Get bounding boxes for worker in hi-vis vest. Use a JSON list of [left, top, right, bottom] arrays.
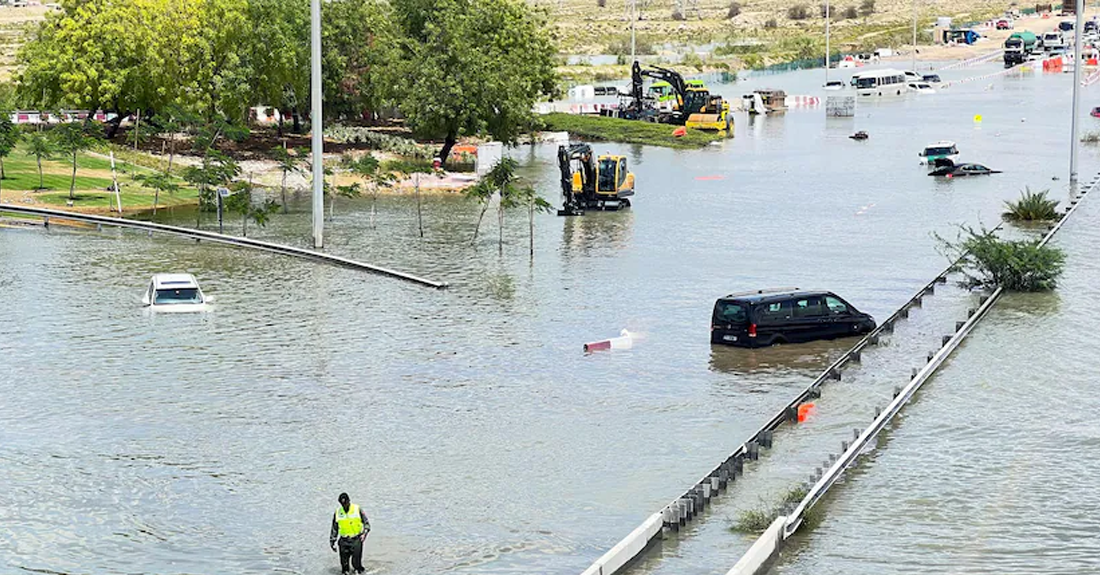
[[329, 492, 371, 574]]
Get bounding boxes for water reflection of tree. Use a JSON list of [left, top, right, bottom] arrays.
[[560, 210, 635, 258]]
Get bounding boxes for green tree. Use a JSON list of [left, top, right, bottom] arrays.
[[938, 226, 1065, 292], [25, 131, 55, 190], [271, 143, 304, 213], [136, 172, 181, 215], [513, 185, 553, 259], [390, 0, 556, 167], [52, 123, 98, 201], [226, 177, 278, 237], [0, 115, 21, 201], [321, 0, 398, 122], [344, 153, 394, 228]]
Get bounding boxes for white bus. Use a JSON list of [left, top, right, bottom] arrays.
[[854, 69, 908, 97]]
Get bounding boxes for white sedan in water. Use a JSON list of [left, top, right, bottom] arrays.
[[142, 273, 210, 313], [907, 82, 936, 94]]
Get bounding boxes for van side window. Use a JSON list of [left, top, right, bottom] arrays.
[[756, 301, 792, 324], [792, 296, 826, 317], [825, 296, 849, 314]]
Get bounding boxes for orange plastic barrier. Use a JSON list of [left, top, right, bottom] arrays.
[[797, 403, 816, 423]]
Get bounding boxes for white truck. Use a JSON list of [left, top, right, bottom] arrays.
[[1042, 31, 1067, 52]]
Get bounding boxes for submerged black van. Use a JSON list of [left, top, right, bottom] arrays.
[[711, 289, 875, 347]]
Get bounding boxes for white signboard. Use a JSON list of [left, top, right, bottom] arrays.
[[826, 95, 857, 117]]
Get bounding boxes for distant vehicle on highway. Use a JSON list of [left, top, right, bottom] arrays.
[[711, 289, 876, 348], [996, 19, 1013, 30], [908, 82, 936, 94], [928, 160, 1001, 177], [142, 273, 209, 313]]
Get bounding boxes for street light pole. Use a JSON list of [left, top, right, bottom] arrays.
[[911, 0, 918, 71], [1070, 0, 1084, 183], [630, 0, 636, 62], [310, 0, 324, 248], [825, 0, 830, 84]]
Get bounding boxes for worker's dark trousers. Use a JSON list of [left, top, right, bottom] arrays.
[[338, 537, 364, 573]]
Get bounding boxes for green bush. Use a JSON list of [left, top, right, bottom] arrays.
[[940, 226, 1065, 292], [788, 4, 811, 19], [606, 34, 656, 56], [732, 509, 774, 533], [859, 0, 875, 16], [1081, 131, 1100, 144], [764, 18, 778, 28], [728, 2, 742, 17], [1003, 188, 1059, 222], [842, 6, 859, 18]]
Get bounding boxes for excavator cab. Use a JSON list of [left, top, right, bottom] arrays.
[[596, 155, 635, 197]]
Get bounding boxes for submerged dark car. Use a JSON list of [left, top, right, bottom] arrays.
[[922, 74, 942, 83], [929, 159, 1001, 177], [711, 289, 876, 348]]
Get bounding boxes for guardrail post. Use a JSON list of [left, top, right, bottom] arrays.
[[927, 351, 935, 362], [956, 321, 966, 332], [911, 367, 918, 380], [882, 320, 894, 332], [869, 334, 880, 345], [898, 307, 909, 319], [849, 350, 861, 362]]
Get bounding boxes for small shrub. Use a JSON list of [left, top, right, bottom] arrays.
[[842, 5, 858, 18], [728, 1, 741, 17], [597, 0, 606, 6], [732, 509, 774, 533], [820, 3, 829, 17], [939, 226, 1066, 292], [788, 4, 810, 19], [682, 52, 705, 70], [671, 8, 685, 20], [764, 17, 778, 28], [1003, 187, 1059, 221], [859, 0, 875, 16]]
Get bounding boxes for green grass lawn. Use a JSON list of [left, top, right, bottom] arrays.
[[539, 113, 726, 149], [0, 142, 198, 212]]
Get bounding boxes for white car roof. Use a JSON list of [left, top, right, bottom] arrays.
[[152, 273, 199, 289], [925, 140, 956, 147]]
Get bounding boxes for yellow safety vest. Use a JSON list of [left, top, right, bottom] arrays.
[[336, 504, 364, 537]]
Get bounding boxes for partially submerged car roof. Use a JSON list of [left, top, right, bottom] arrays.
[[152, 273, 199, 289], [719, 288, 834, 304]]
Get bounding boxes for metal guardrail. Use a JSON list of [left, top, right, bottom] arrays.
[[579, 234, 978, 575], [0, 204, 448, 289], [937, 49, 1005, 71], [726, 173, 1099, 575]]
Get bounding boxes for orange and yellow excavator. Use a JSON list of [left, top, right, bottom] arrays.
[[556, 143, 635, 216]]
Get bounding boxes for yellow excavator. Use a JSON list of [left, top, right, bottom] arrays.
[[620, 61, 733, 134], [557, 143, 635, 216]]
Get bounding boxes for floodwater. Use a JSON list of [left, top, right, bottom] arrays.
[[1, 60, 1097, 575]]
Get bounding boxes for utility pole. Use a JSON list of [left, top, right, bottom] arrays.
[[310, 0, 324, 248], [1070, 0, 1084, 183], [825, 0, 830, 84], [630, 0, 636, 62], [911, 0, 918, 71]]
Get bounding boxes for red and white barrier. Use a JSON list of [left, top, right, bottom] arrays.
[[786, 95, 820, 107], [584, 329, 633, 352]]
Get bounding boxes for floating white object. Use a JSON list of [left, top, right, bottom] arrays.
[[584, 329, 633, 352]]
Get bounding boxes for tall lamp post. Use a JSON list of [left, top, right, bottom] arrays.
[[825, 0, 830, 84], [1070, 0, 1084, 184], [310, 0, 324, 248]]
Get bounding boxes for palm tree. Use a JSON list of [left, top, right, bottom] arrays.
[[25, 131, 54, 191], [53, 123, 96, 201], [271, 143, 303, 213]]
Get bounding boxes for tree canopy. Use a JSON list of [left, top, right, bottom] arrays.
[[390, 0, 556, 163]]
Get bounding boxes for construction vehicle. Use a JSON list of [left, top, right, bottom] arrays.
[[1004, 31, 1038, 67], [620, 61, 733, 134], [556, 143, 635, 216]]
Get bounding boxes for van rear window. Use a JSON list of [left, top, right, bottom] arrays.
[[714, 301, 747, 324]]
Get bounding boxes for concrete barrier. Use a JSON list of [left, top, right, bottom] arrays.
[[725, 516, 786, 575], [580, 513, 663, 575], [721, 172, 1100, 574], [0, 204, 448, 289]]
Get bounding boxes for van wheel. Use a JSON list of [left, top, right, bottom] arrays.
[[769, 335, 787, 346]]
